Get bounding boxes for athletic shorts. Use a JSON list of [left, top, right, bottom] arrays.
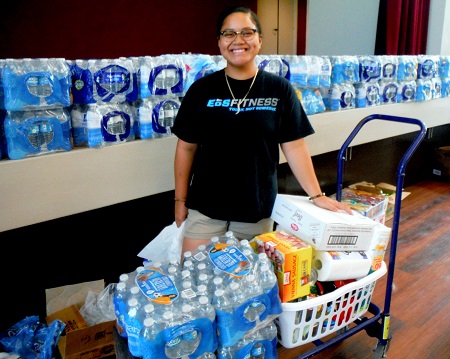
[[183, 209, 274, 240]]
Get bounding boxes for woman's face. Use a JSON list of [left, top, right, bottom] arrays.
[[218, 12, 262, 69]]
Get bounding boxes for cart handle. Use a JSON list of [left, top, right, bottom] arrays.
[[335, 113, 427, 318], [336, 114, 427, 201]]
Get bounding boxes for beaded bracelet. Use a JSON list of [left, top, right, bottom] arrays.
[[309, 192, 326, 201], [174, 198, 186, 202]]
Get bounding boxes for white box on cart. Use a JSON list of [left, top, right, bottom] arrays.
[[271, 194, 376, 251]]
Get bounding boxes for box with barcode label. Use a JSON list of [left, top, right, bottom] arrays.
[[271, 194, 376, 251]]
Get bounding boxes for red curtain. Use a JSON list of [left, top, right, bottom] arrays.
[[375, 0, 430, 55]]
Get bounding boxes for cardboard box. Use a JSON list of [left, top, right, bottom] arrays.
[[349, 182, 410, 222], [271, 194, 376, 251], [45, 280, 116, 359], [374, 182, 410, 222], [254, 230, 312, 302]]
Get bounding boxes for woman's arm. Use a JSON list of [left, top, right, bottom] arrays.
[[281, 138, 353, 214], [174, 139, 198, 226]]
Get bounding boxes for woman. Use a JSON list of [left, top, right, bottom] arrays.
[[172, 6, 352, 255]]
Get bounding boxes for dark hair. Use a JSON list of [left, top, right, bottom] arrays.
[[216, 6, 262, 38]]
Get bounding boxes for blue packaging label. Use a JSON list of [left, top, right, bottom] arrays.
[[136, 268, 179, 305], [208, 244, 252, 277]]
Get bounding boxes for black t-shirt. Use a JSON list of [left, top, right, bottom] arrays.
[[172, 69, 314, 222]]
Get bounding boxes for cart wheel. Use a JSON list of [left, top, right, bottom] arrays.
[[373, 340, 389, 358]]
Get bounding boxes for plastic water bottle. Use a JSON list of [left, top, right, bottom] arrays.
[[212, 289, 233, 313], [161, 311, 182, 359], [256, 252, 274, 272], [258, 321, 278, 340], [167, 265, 181, 283], [183, 260, 196, 277], [126, 297, 144, 357], [193, 244, 209, 263], [258, 263, 278, 294], [113, 282, 129, 338], [180, 280, 197, 306], [129, 286, 143, 304], [119, 273, 130, 285], [196, 283, 209, 298], [143, 303, 156, 321], [183, 251, 193, 262], [181, 269, 194, 282], [242, 274, 265, 322], [197, 262, 211, 281], [224, 231, 238, 246], [180, 304, 202, 356], [197, 274, 212, 296], [152, 261, 163, 270], [226, 281, 247, 308], [239, 239, 252, 251], [243, 248, 257, 264], [169, 256, 181, 270], [209, 236, 220, 248], [195, 295, 216, 322], [212, 276, 225, 293], [140, 317, 159, 359]]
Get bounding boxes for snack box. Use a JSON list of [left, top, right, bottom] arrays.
[[330, 187, 388, 219], [254, 230, 312, 302], [271, 194, 376, 251]]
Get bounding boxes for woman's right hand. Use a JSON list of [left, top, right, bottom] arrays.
[[175, 201, 188, 227]]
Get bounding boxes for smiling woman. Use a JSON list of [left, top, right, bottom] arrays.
[[171, 5, 352, 257]]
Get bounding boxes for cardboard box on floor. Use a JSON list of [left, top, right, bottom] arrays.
[[45, 280, 116, 359]]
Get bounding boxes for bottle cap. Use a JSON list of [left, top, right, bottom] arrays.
[[230, 282, 240, 290], [215, 289, 225, 296], [130, 286, 140, 295], [199, 296, 209, 305], [128, 298, 138, 306], [182, 304, 192, 313], [143, 317, 155, 327]]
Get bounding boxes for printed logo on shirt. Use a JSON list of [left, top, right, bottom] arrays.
[[206, 98, 279, 112]]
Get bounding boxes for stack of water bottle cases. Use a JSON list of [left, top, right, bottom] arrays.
[[113, 231, 283, 359], [1, 54, 449, 160]]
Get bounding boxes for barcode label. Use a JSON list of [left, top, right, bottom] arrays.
[[328, 235, 358, 245]]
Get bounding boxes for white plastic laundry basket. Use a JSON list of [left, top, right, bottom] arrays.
[[276, 261, 387, 348]]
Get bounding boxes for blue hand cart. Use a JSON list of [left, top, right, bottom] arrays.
[[276, 114, 427, 358]]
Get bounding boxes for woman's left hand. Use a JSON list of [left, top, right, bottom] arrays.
[[312, 196, 353, 215]]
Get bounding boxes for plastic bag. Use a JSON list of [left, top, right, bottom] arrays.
[[137, 221, 184, 264], [79, 283, 116, 326]]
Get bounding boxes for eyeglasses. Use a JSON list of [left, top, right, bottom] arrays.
[[219, 28, 258, 42]]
